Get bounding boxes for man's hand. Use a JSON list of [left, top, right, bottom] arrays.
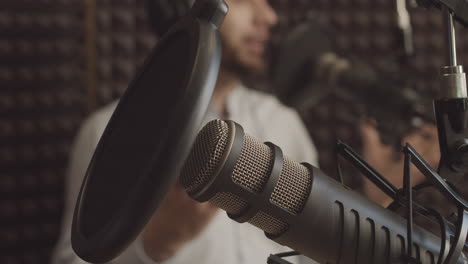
[[141, 184, 218, 261], [359, 121, 440, 207]]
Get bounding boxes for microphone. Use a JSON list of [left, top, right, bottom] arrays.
[[273, 19, 420, 111], [314, 54, 431, 146], [272, 19, 408, 105], [272, 20, 433, 147], [180, 119, 466, 264]]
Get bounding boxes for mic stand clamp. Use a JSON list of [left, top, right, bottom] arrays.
[[434, 96, 468, 184]]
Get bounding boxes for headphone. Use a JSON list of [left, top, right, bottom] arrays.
[[146, 0, 196, 36]]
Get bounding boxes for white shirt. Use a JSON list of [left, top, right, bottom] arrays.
[[52, 86, 319, 264]]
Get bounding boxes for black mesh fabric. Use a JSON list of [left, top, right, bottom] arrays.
[[81, 32, 191, 237]]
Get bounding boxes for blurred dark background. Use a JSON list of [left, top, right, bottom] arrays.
[[1, 0, 467, 263]]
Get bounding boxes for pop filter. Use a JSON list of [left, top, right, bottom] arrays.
[[71, 1, 228, 262]]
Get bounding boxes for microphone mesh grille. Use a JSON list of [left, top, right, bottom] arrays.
[[232, 135, 274, 193], [210, 192, 248, 215], [182, 120, 311, 236], [181, 120, 229, 194], [249, 211, 289, 235], [270, 157, 312, 215]]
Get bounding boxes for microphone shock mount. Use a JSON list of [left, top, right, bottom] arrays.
[[270, 3, 468, 264]]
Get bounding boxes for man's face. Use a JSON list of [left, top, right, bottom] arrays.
[[219, 0, 278, 75]]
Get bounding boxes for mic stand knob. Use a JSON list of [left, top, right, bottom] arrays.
[[441, 66, 467, 98]]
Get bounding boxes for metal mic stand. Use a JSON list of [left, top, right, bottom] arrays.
[[435, 7, 468, 185], [418, 7, 468, 264]]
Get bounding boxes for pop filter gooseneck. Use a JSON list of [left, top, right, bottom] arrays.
[[71, 1, 228, 262]]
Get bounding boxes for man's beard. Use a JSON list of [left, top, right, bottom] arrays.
[[220, 38, 269, 81]]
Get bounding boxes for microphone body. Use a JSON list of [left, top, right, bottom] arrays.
[[181, 120, 465, 264]]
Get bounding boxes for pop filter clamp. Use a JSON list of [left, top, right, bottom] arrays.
[[269, 3, 468, 264]]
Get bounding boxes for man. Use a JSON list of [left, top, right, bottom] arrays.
[[53, 0, 319, 263], [359, 121, 440, 207], [52, 0, 441, 263]]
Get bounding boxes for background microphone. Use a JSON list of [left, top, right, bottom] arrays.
[[272, 19, 433, 147], [272, 18, 415, 107], [180, 119, 466, 264]]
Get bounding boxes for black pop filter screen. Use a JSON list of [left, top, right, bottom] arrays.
[[81, 32, 190, 237], [71, 0, 228, 260]]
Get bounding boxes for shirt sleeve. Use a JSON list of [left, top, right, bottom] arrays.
[[265, 106, 319, 167], [51, 116, 102, 264], [230, 87, 319, 167], [288, 110, 319, 167]]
